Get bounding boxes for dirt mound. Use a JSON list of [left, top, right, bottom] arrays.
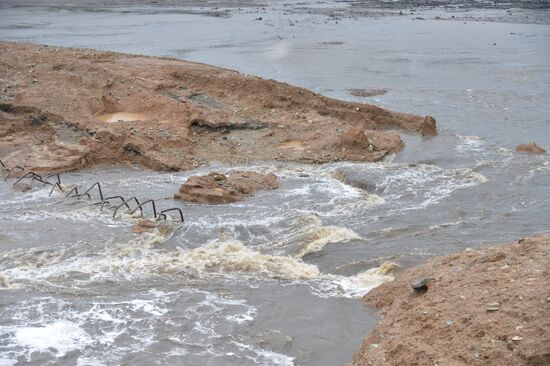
[[351, 234, 550, 366], [174, 171, 279, 204], [516, 143, 546, 154], [0, 42, 436, 174]]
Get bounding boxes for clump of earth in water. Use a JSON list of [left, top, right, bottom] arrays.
[[174, 171, 280, 204], [516, 142, 546, 154]]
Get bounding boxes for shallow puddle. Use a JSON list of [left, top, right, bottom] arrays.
[[98, 112, 147, 123]]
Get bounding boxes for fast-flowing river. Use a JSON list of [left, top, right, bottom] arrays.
[[0, 1, 549, 365]]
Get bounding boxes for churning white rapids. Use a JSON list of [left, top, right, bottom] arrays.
[[0, 159, 498, 365]]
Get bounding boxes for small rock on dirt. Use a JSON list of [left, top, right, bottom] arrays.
[[411, 277, 434, 292]]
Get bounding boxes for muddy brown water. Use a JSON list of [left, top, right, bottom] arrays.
[[1, 1, 549, 365]]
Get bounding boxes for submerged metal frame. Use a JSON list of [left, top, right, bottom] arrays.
[[130, 199, 157, 218], [78, 182, 104, 202], [45, 173, 62, 186], [113, 197, 142, 218], [65, 186, 90, 199], [93, 195, 130, 211], [1, 157, 187, 226], [158, 208, 185, 223], [49, 182, 64, 196], [13, 171, 43, 186], [4, 166, 25, 180]]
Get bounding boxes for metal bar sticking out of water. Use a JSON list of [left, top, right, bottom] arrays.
[[5, 166, 25, 180], [1, 157, 186, 226], [49, 182, 64, 196], [78, 182, 104, 202], [159, 208, 185, 223], [94, 196, 130, 211], [113, 197, 142, 218], [131, 199, 157, 219], [65, 186, 90, 199], [45, 173, 62, 186], [13, 171, 43, 186]]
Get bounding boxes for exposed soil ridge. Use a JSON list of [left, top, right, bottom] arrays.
[[0, 42, 436, 174], [351, 234, 550, 366]]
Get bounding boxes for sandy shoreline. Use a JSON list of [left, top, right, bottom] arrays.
[[351, 234, 550, 366], [0, 42, 435, 175]]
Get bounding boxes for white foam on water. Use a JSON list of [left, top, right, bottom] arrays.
[[178, 240, 320, 280], [383, 165, 487, 210], [0, 186, 52, 205], [455, 135, 486, 154], [7, 206, 131, 226], [0, 359, 16, 366], [0, 273, 9, 288], [288, 213, 362, 258], [326, 161, 488, 214], [0, 289, 264, 365], [282, 185, 312, 197], [226, 306, 257, 324], [1, 233, 394, 300], [113, 172, 186, 188], [233, 341, 295, 366], [313, 177, 363, 199], [186, 214, 287, 231], [77, 358, 108, 366], [295, 225, 360, 258], [14, 320, 91, 358], [325, 261, 398, 298]]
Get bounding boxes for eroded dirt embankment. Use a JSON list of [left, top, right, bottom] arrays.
[[351, 234, 550, 366], [0, 42, 435, 174]]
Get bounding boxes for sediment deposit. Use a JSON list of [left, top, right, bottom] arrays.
[[174, 171, 279, 204], [0, 42, 436, 175], [351, 234, 550, 366]]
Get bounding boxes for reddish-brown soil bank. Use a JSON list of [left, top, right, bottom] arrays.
[[0, 42, 435, 174], [174, 171, 279, 204], [351, 234, 550, 366]]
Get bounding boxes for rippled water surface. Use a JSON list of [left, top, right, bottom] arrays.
[[1, 1, 549, 365]]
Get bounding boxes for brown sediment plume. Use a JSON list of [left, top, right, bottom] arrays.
[[351, 234, 550, 366], [0, 42, 436, 174]]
